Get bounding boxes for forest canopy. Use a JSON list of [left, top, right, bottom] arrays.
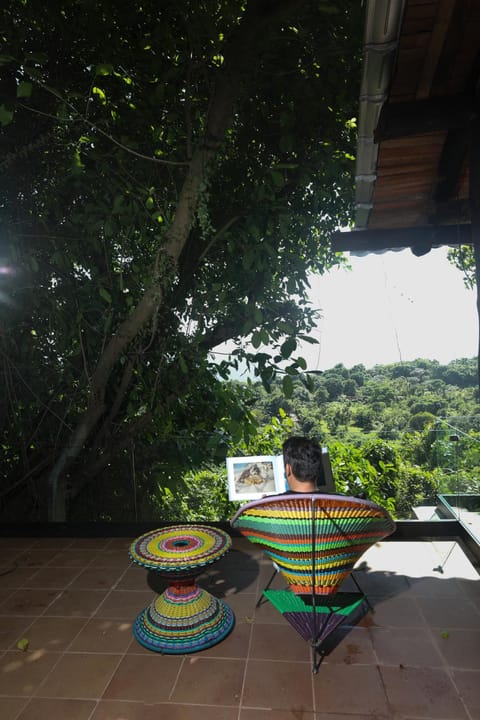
[[153, 357, 480, 524]]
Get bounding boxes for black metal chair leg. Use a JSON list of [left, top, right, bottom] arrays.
[[255, 565, 278, 607], [311, 641, 319, 673]]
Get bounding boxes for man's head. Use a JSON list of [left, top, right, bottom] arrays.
[[282, 436, 324, 492]]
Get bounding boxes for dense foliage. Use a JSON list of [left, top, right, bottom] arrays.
[[151, 357, 480, 523], [249, 357, 480, 517], [448, 246, 477, 290], [0, 0, 363, 520]]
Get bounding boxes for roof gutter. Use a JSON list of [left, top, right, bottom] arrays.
[[355, 0, 407, 230]]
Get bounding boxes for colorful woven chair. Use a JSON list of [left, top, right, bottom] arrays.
[[231, 493, 395, 671]]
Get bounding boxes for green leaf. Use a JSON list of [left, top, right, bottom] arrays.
[[0, 105, 14, 126], [260, 329, 270, 345], [0, 55, 15, 66], [95, 63, 114, 76], [16, 638, 29, 652], [145, 196, 154, 210], [296, 356, 307, 370], [179, 355, 188, 374], [261, 377, 271, 393], [297, 334, 318, 344], [251, 331, 262, 349], [71, 149, 84, 173], [277, 321, 294, 334], [26, 52, 48, 63], [282, 374, 294, 398], [269, 169, 284, 188], [281, 337, 297, 359], [17, 81, 33, 98], [92, 86, 106, 104], [99, 287, 112, 304], [254, 307, 263, 324]]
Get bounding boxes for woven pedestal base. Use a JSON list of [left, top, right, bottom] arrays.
[[133, 583, 235, 654]]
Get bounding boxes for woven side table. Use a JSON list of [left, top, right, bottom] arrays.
[[129, 524, 235, 654]]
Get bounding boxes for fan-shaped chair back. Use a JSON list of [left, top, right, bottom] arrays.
[[231, 493, 395, 595]]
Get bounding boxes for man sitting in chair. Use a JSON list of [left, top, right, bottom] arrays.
[[283, 436, 326, 493], [232, 435, 395, 668]]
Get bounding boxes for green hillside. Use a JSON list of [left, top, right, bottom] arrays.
[[247, 357, 479, 517]]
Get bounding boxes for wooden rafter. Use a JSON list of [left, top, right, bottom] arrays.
[[375, 95, 474, 142], [434, 127, 470, 203], [416, 0, 457, 100]]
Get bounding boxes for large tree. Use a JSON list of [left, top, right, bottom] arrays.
[[0, 0, 362, 520]]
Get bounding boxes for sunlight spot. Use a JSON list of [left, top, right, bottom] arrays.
[[4, 660, 22, 673], [26, 649, 46, 663]]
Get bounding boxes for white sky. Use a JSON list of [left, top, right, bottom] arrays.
[[303, 246, 477, 370], [215, 246, 478, 374]]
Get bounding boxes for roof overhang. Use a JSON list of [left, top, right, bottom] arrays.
[[332, 0, 480, 254]]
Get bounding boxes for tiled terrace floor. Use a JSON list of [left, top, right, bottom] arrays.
[[0, 534, 479, 720]]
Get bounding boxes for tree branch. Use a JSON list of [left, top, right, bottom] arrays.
[[29, 82, 190, 167]]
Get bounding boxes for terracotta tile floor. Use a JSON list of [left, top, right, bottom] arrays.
[[0, 534, 478, 720]]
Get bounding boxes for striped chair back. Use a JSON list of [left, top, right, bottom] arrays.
[[231, 493, 395, 595]]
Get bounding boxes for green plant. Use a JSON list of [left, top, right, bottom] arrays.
[[150, 410, 294, 521], [328, 440, 396, 515], [153, 468, 239, 522]]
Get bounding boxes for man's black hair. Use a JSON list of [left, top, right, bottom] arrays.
[[282, 436, 325, 485]]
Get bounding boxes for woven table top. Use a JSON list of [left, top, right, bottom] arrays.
[[129, 524, 232, 572]]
